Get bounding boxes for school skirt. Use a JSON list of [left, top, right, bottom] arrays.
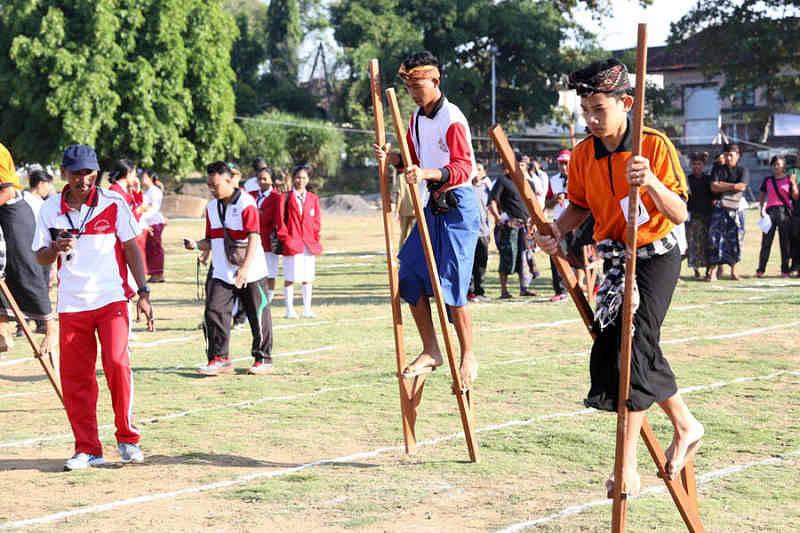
[[398, 187, 480, 308], [585, 246, 681, 412]]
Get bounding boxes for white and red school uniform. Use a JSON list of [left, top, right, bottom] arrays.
[[32, 186, 141, 456], [277, 189, 322, 283], [251, 187, 282, 278], [142, 185, 166, 277], [205, 189, 268, 284]]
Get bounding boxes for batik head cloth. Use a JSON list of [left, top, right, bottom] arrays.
[[568, 58, 631, 97], [398, 64, 440, 82]]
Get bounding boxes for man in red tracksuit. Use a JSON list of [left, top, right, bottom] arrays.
[[32, 144, 155, 471]]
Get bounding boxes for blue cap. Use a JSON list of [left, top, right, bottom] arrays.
[[62, 144, 99, 172]]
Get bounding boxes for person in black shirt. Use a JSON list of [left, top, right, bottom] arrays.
[[488, 172, 532, 298], [708, 144, 749, 280], [685, 152, 714, 279]]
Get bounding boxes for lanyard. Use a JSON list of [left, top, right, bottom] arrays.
[[65, 205, 95, 237], [216, 189, 241, 229]]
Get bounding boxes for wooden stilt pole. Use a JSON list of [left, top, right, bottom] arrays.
[[0, 277, 64, 407], [368, 59, 423, 454], [489, 31, 704, 530], [385, 87, 478, 463], [489, 125, 594, 337], [611, 23, 649, 533]]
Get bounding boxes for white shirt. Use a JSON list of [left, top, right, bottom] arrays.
[[205, 190, 268, 284], [527, 169, 548, 209], [32, 187, 141, 313], [22, 190, 45, 219], [254, 187, 274, 208], [243, 176, 260, 193], [550, 172, 569, 220], [141, 186, 165, 226], [408, 97, 476, 205]]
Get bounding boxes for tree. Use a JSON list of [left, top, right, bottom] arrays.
[[330, 0, 620, 135], [266, 0, 301, 81], [669, 1, 800, 107], [0, 0, 242, 175], [227, 0, 269, 115]]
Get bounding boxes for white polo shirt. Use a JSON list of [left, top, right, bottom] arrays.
[[32, 187, 141, 313], [549, 172, 569, 220], [141, 185, 165, 226], [205, 189, 268, 284]]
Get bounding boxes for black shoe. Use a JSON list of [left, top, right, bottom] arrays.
[[499, 292, 513, 300]]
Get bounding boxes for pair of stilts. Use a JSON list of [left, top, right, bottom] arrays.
[[370, 24, 705, 532]]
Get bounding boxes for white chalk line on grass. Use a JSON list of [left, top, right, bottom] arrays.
[[488, 322, 800, 367], [0, 315, 389, 368], [0, 382, 371, 450], [495, 449, 800, 532], [2, 372, 799, 530], [2, 356, 797, 452]]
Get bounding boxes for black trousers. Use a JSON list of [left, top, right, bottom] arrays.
[[550, 257, 565, 295], [758, 206, 792, 273], [204, 276, 273, 362], [585, 247, 681, 412], [469, 236, 489, 296]]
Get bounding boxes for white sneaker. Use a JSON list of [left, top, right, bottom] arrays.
[[285, 309, 298, 319], [117, 442, 144, 464], [64, 453, 106, 471], [302, 310, 315, 318], [248, 359, 273, 375], [197, 356, 234, 376]]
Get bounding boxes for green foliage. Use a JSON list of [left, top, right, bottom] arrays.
[[0, 0, 243, 175], [229, 2, 269, 116], [669, 1, 800, 107], [238, 111, 345, 190], [266, 0, 301, 81], [330, 0, 620, 134]]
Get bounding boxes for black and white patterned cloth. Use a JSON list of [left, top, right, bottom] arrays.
[[0, 222, 6, 278], [594, 231, 678, 331]]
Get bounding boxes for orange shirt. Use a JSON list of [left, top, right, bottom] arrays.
[[567, 122, 687, 247]]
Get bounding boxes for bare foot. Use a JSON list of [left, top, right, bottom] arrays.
[[665, 420, 705, 479], [606, 468, 641, 499], [459, 351, 478, 390], [402, 351, 443, 378]]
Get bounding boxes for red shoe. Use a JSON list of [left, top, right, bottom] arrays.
[[549, 293, 567, 303], [756, 271, 765, 278]]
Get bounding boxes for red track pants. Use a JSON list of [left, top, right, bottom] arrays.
[[59, 300, 139, 456]]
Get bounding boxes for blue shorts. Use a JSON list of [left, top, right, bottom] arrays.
[[398, 187, 480, 307]]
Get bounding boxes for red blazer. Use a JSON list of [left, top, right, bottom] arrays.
[[277, 190, 322, 256], [254, 190, 282, 252]]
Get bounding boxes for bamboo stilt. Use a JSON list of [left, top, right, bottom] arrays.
[[385, 88, 478, 463]]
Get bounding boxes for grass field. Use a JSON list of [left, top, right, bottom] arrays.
[[1, 211, 799, 532]]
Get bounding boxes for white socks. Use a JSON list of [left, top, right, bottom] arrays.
[[302, 283, 313, 316], [284, 285, 296, 317]]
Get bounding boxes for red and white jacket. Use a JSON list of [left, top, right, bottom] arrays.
[[32, 186, 141, 313], [205, 189, 268, 284], [405, 96, 477, 203], [250, 188, 282, 252], [277, 189, 322, 256]]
